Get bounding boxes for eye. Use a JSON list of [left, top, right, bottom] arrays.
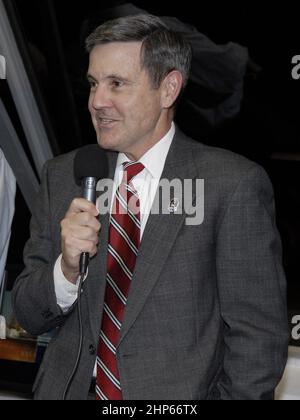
[[111, 79, 124, 88], [89, 81, 97, 90], [87, 78, 97, 91]]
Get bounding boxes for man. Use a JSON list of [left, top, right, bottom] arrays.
[[13, 14, 288, 400]]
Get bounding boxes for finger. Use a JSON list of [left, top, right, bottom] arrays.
[[74, 238, 98, 257], [66, 198, 99, 217], [61, 212, 101, 231], [74, 213, 101, 231], [70, 226, 99, 243], [63, 237, 98, 258]]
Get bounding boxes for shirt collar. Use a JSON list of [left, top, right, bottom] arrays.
[[116, 122, 175, 179]]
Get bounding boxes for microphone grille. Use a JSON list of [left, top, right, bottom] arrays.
[[74, 145, 108, 186]]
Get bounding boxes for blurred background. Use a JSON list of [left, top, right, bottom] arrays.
[[0, 0, 300, 398]]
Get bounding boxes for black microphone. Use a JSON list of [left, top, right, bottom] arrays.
[[74, 145, 108, 276]]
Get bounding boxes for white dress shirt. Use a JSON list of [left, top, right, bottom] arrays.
[[0, 149, 16, 294], [54, 123, 175, 312]]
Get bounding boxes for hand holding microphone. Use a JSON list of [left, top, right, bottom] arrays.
[[60, 145, 108, 283], [60, 198, 100, 283]]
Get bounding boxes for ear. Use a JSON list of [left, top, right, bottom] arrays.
[[161, 70, 183, 109]]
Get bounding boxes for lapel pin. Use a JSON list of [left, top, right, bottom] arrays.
[[168, 198, 180, 213]]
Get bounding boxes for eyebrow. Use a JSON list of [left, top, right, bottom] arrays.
[[86, 74, 97, 82], [86, 73, 131, 83]]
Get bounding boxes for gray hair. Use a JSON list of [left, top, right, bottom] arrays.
[[86, 14, 192, 90]]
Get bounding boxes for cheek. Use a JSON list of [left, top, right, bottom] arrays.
[[88, 94, 95, 115], [88, 107, 97, 125], [88, 100, 93, 115], [138, 97, 161, 123]]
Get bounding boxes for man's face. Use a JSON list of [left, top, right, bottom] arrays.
[[88, 42, 168, 160]]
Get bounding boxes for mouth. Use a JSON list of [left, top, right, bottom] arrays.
[[96, 117, 119, 128]]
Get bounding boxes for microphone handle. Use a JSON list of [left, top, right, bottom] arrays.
[[80, 252, 90, 276], [80, 176, 97, 275], [82, 177, 97, 203]]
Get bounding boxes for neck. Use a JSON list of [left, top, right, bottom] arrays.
[[125, 120, 173, 162]]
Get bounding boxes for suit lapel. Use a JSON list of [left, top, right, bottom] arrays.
[[119, 130, 200, 345]]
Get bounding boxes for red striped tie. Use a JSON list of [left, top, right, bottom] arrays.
[[96, 162, 144, 400]]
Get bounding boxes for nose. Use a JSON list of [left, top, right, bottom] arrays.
[[90, 84, 112, 110]]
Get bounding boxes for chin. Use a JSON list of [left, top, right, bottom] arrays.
[[97, 136, 119, 152]]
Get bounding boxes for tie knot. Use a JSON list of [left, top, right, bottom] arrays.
[[122, 162, 144, 183]]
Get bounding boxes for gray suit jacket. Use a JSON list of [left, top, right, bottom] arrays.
[[12, 129, 289, 400]]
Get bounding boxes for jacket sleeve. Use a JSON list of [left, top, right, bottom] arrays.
[[215, 164, 289, 400], [12, 161, 66, 336]]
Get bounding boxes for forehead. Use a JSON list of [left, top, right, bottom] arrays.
[[88, 41, 143, 76]]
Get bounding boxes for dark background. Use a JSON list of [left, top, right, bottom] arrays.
[[1, 0, 300, 393], [5, 0, 300, 156]]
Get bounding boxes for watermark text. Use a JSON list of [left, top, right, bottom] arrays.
[[96, 178, 205, 226], [291, 55, 300, 80]]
